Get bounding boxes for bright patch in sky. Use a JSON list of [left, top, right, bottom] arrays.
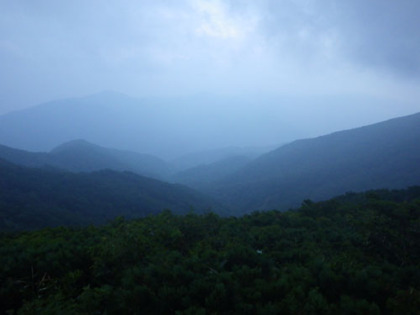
[[0, 0, 419, 126], [193, 0, 251, 40]]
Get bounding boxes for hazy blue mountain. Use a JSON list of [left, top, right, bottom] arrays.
[[0, 92, 302, 159], [50, 139, 171, 179], [0, 144, 51, 168], [0, 159, 225, 231], [172, 155, 252, 190], [210, 112, 420, 213], [170, 145, 273, 171], [0, 139, 171, 179], [0, 91, 158, 154]]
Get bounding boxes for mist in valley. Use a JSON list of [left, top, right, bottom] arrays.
[[1, 1, 419, 160], [1, 0, 420, 209], [1, 2, 420, 313]]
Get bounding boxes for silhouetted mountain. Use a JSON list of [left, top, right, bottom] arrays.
[[0, 159, 225, 231], [0, 92, 296, 158], [0, 91, 193, 157], [50, 139, 171, 178], [210, 112, 420, 213], [0, 140, 171, 179], [0, 91, 147, 152], [0, 144, 50, 168]]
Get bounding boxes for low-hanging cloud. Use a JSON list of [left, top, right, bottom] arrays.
[[0, 0, 419, 120], [338, 0, 420, 78], [255, 0, 420, 78]]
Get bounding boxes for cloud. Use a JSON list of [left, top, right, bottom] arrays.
[[335, 1, 420, 78], [192, 0, 255, 40], [255, 0, 420, 79], [0, 0, 419, 117]]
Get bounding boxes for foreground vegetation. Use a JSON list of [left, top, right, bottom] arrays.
[[1, 188, 419, 314]]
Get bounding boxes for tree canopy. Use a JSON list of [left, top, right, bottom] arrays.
[[1, 187, 419, 314]]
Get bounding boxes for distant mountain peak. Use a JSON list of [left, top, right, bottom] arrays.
[[50, 139, 100, 153], [210, 111, 420, 213]]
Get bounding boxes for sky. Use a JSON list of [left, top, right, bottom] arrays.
[[1, 0, 420, 139]]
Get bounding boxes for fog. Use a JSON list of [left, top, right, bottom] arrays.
[[1, 0, 420, 157]]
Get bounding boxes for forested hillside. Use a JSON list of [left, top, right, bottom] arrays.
[[0, 159, 223, 231], [0, 140, 170, 179], [210, 112, 420, 213], [1, 1, 419, 313], [1, 187, 419, 314]]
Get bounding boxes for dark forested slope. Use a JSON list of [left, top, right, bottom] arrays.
[[211, 112, 420, 213], [0, 140, 170, 179], [1, 187, 418, 314], [0, 159, 223, 231], [50, 139, 170, 178]]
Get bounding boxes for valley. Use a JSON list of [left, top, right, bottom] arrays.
[[0, 94, 419, 314], [1, 102, 419, 220], [1, 1, 419, 313]]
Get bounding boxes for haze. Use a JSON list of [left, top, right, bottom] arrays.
[[1, 0, 420, 157]]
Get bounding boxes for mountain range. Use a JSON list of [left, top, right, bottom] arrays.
[[0, 139, 259, 182], [207, 111, 420, 213], [0, 92, 419, 224], [0, 91, 285, 158], [0, 139, 170, 179]]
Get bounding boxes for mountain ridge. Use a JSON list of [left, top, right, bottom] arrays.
[[208, 111, 420, 213], [0, 139, 171, 179], [0, 158, 225, 231], [2, 91, 363, 158]]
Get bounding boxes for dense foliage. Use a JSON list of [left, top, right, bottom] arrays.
[[1, 188, 419, 314]]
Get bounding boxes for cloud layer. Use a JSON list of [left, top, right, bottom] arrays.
[[0, 0, 419, 121]]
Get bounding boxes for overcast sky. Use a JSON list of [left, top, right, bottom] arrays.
[[1, 0, 419, 123]]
